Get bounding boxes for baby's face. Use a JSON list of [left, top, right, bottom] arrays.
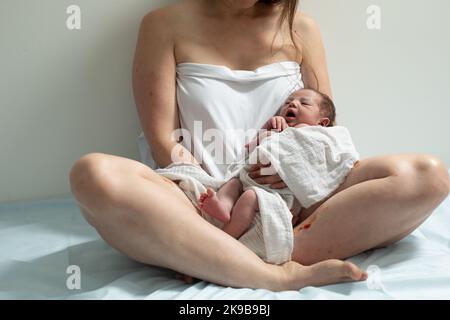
[[279, 89, 324, 127]]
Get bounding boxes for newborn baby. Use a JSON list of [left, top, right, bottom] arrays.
[[198, 88, 336, 239]]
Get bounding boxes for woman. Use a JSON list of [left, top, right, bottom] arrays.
[[69, 0, 450, 291]]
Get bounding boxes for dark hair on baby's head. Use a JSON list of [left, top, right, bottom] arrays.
[[308, 89, 336, 127]]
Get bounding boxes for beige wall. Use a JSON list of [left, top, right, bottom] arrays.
[[1, 0, 449, 203]]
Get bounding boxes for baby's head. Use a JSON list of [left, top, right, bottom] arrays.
[[279, 88, 336, 127]]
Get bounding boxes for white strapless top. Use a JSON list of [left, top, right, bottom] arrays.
[[138, 61, 304, 179]]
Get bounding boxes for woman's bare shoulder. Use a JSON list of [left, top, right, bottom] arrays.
[[140, 0, 193, 29], [293, 11, 321, 36]]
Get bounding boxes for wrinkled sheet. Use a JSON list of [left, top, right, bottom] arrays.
[[1, 173, 449, 299]]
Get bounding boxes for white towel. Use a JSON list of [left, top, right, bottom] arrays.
[[155, 126, 359, 264], [155, 161, 295, 264], [257, 126, 360, 208]]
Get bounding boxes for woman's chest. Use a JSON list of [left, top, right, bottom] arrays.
[[173, 15, 298, 70], [175, 63, 303, 131]]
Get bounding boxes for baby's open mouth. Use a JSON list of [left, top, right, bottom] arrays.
[[284, 108, 297, 121]]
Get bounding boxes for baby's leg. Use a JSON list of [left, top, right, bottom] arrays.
[[222, 189, 259, 239], [199, 178, 243, 222]]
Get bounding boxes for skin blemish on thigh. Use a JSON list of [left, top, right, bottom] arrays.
[[354, 160, 360, 168], [294, 222, 313, 235]]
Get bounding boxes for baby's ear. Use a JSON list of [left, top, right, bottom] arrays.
[[319, 118, 330, 127]]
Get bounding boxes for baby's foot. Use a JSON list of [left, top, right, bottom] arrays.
[[199, 188, 231, 223]]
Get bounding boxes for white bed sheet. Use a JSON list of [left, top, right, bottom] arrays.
[[1, 173, 449, 299]]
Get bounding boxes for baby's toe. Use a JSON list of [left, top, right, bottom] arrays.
[[206, 187, 215, 197]]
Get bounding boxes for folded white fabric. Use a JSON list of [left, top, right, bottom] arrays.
[[155, 126, 359, 264], [258, 126, 360, 208], [155, 161, 295, 264]]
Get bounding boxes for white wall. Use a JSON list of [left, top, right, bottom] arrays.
[[301, 0, 450, 164], [0, 0, 175, 203], [1, 0, 449, 203]]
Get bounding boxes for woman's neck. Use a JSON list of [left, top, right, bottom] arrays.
[[202, 0, 278, 19]]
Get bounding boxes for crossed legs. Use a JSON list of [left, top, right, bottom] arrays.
[[69, 152, 449, 290]]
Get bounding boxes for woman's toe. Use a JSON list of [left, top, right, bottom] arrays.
[[341, 261, 367, 281]]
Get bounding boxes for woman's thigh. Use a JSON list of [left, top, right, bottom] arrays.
[[291, 153, 449, 265], [71, 153, 197, 211], [70, 153, 204, 265], [297, 153, 445, 223]]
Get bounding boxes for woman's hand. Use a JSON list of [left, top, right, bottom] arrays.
[[248, 160, 287, 189]]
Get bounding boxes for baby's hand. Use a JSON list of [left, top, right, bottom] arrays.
[[268, 116, 289, 132]]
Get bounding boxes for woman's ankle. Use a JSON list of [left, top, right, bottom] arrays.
[[261, 262, 300, 291]]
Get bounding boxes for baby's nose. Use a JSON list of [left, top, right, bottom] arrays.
[[288, 100, 300, 108]]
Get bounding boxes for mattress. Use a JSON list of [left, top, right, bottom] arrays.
[[1, 173, 449, 299]]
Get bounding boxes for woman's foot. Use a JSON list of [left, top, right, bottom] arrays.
[[199, 187, 232, 223], [276, 259, 368, 291]]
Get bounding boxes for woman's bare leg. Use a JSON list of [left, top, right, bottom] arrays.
[[222, 189, 259, 238], [292, 154, 450, 265], [69, 153, 367, 291]]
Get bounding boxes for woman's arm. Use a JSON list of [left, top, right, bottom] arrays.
[[132, 11, 197, 168], [294, 13, 333, 98]]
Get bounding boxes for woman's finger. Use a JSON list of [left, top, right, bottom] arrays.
[[248, 161, 271, 173], [253, 174, 282, 185], [248, 164, 274, 178], [270, 181, 287, 189]]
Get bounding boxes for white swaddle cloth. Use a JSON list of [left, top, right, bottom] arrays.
[[155, 126, 359, 264]]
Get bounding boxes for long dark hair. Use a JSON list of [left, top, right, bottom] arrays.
[[259, 0, 321, 95], [258, 0, 301, 59]]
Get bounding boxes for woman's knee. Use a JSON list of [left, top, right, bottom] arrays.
[[416, 155, 449, 200], [69, 153, 129, 211], [398, 154, 449, 202]]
